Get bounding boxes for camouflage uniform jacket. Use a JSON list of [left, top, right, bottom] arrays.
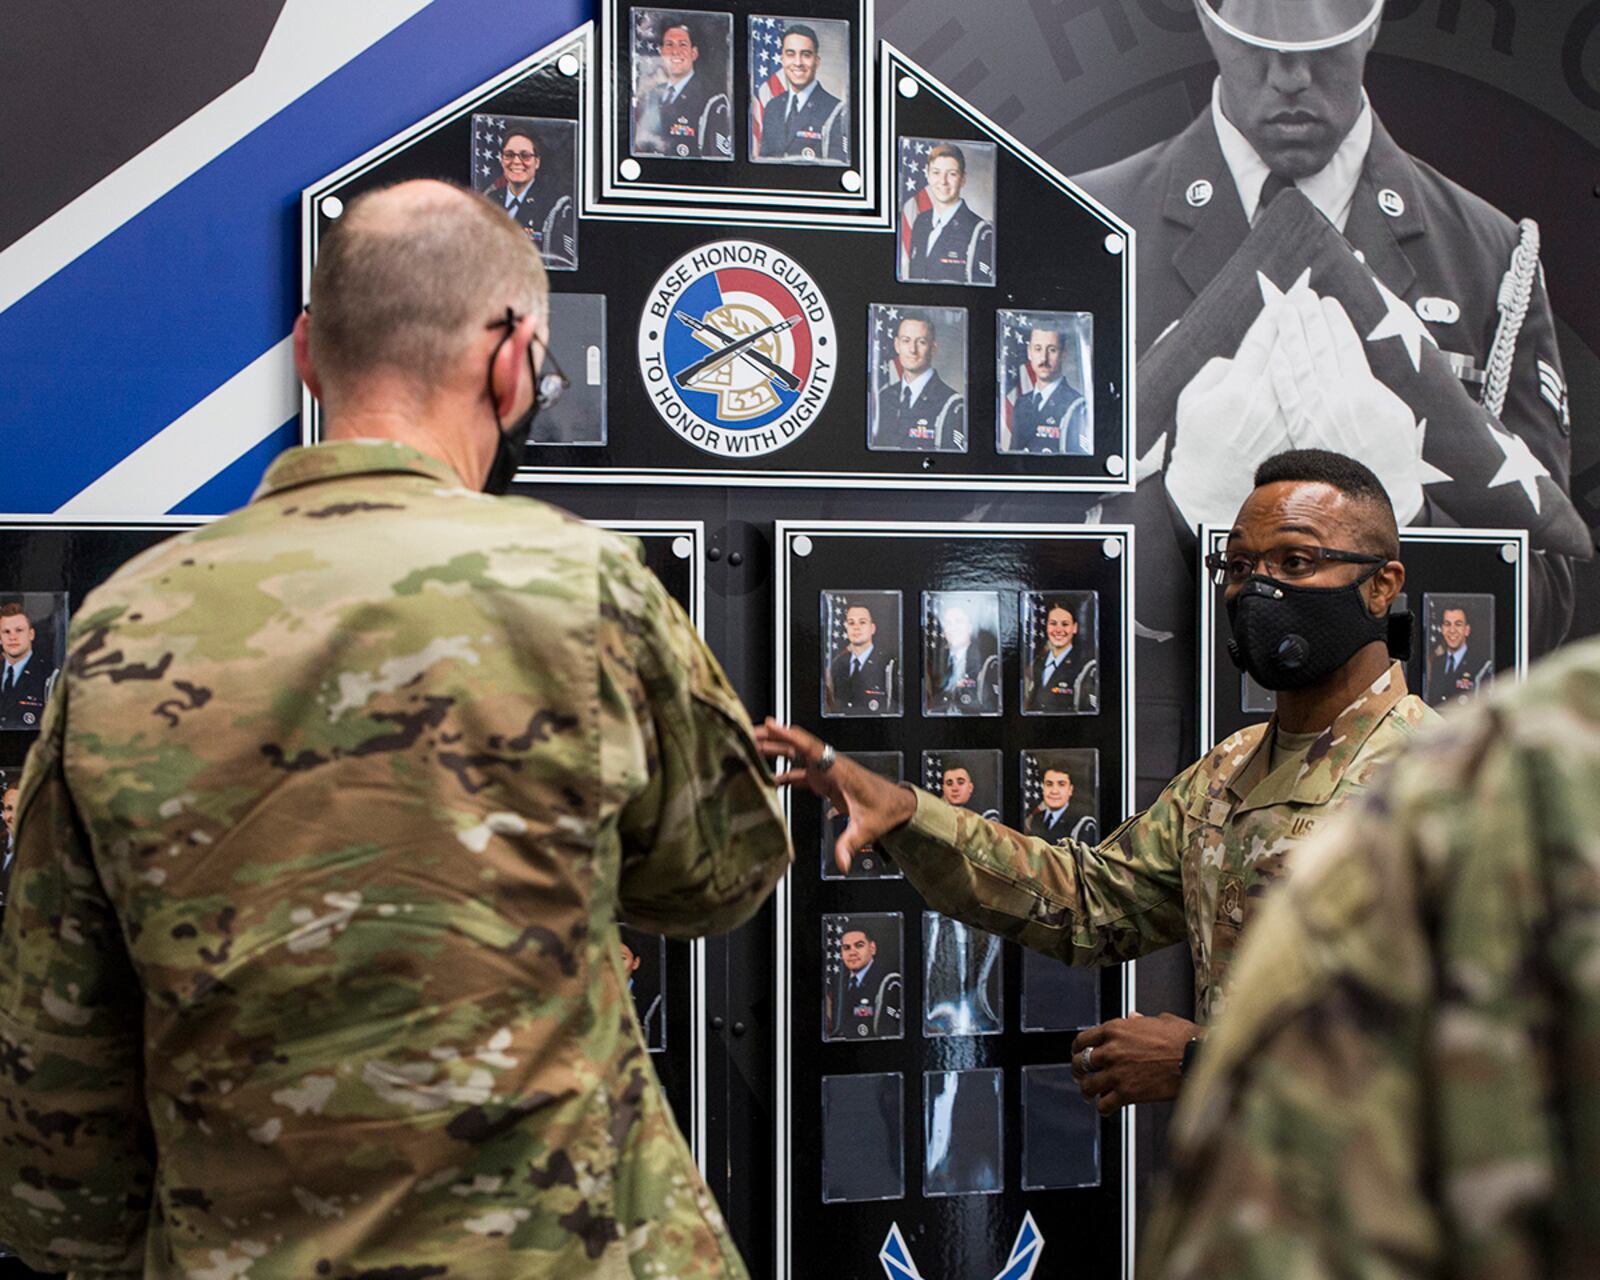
[[1146, 640, 1600, 1280], [0, 441, 791, 1278], [884, 662, 1433, 1023]]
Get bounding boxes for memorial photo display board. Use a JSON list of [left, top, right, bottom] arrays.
[[775, 522, 1134, 1278], [1199, 525, 1530, 746], [301, 22, 1133, 494]]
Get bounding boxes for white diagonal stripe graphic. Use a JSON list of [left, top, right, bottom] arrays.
[[55, 336, 295, 515]]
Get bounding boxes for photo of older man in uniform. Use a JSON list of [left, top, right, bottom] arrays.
[[824, 916, 903, 1041], [470, 116, 577, 271], [1024, 592, 1099, 713], [898, 139, 997, 286], [1072, 0, 1576, 652], [0, 600, 60, 731], [750, 18, 850, 165], [631, 11, 733, 160], [761, 450, 1438, 1120], [1424, 594, 1496, 708], [1000, 315, 1093, 457], [868, 306, 967, 452]]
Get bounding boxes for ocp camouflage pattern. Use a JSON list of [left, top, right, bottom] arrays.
[[0, 440, 791, 1277], [1146, 638, 1600, 1279], [883, 662, 1433, 1023]]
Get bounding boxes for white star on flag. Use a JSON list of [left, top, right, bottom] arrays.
[[1255, 266, 1312, 310], [1366, 274, 1437, 373], [1411, 418, 1455, 488], [1485, 419, 1550, 513]]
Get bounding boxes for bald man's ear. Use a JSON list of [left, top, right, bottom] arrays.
[[1366, 558, 1406, 616], [293, 310, 323, 402], [488, 313, 539, 421]]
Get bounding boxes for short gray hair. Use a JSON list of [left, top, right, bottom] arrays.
[[308, 180, 548, 394]]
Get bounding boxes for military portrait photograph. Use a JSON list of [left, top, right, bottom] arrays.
[[618, 925, 666, 1052], [920, 749, 1000, 822], [823, 913, 903, 1043], [820, 589, 902, 718], [997, 310, 1093, 457], [922, 911, 1003, 1038], [922, 590, 1001, 716], [629, 9, 734, 161], [1021, 748, 1099, 846], [0, 593, 66, 732], [866, 304, 968, 453], [896, 136, 996, 287], [821, 1072, 904, 1204], [1021, 590, 1099, 714], [531, 293, 605, 445], [1021, 1064, 1099, 1191], [820, 752, 903, 880], [1423, 592, 1496, 708], [1020, 948, 1099, 1033], [469, 115, 577, 271], [924, 1068, 1004, 1198], [748, 15, 851, 167]]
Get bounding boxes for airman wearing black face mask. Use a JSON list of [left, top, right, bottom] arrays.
[[757, 448, 1438, 1122]]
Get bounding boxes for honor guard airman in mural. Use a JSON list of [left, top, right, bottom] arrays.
[[470, 115, 577, 271], [898, 138, 997, 286], [1073, 0, 1580, 653], [749, 17, 850, 165], [868, 305, 968, 452], [0, 181, 791, 1278], [631, 10, 734, 160]]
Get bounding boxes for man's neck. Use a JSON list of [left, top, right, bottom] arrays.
[[786, 77, 815, 103], [1275, 642, 1391, 734], [5, 653, 30, 669], [902, 367, 933, 395], [850, 960, 872, 981], [929, 195, 962, 218], [666, 68, 693, 89], [324, 401, 485, 490], [848, 641, 873, 658], [1033, 374, 1059, 395]]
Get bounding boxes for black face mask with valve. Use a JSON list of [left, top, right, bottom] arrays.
[[1225, 565, 1390, 691]]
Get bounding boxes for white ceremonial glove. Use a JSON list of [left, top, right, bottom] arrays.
[[1268, 286, 1426, 524], [1165, 302, 1295, 531]]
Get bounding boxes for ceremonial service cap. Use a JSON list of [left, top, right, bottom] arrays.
[[1197, 0, 1384, 52]]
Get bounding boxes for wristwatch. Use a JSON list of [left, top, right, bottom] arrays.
[[1180, 1035, 1202, 1079]]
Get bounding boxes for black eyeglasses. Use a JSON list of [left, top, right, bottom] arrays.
[[501, 150, 537, 163], [485, 310, 570, 410], [1203, 544, 1388, 587]]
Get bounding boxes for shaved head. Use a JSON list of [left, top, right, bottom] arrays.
[[308, 180, 548, 402]]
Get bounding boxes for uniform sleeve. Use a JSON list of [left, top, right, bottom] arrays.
[[604, 545, 791, 937], [0, 674, 151, 1273], [880, 783, 1187, 965], [1146, 707, 1564, 1280]]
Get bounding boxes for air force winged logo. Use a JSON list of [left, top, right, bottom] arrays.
[[638, 239, 836, 457], [880, 1214, 1044, 1280]]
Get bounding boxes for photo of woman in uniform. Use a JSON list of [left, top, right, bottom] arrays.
[[896, 137, 996, 286], [630, 9, 734, 160], [469, 115, 577, 271], [1021, 590, 1099, 714], [866, 305, 968, 453]]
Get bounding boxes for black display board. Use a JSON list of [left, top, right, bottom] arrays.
[[300, 21, 1133, 494], [1200, 526, 1529, 746], [773, 523, 1134, 1278]]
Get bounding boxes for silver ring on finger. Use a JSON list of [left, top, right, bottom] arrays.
[[817, 744, 837, 772], [1080, 1045, 1095, 1074]]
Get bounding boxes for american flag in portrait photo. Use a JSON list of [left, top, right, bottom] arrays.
[[870, 304, 914, 399], [999, 311, 1045, 452], [748, 14, 788, 152], [471, 115, 510, 191], [897, 136, 934, 267]]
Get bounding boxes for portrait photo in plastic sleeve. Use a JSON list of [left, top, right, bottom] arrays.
[[821, 1072, 904, 1203], [1021, 748, 1099, 846], [0, 593, 67, 732], [1021, 948, 1099, 1033], [922, 911, 1003, 1038], [821, 752, 903, 881], [748, 15, 850, 167], [996, 310, 1093, 456], [617, 925, 666, 1052], [866, 304, 968, 453], [1021, 1064, 1099, 1190], [896, 137, 996, 287], [1021, 590, 1099, 715], [822, 912, 903, 1043], [1424, 592, 1496, 709], [924, 1068, 1004, 1198], [820, 589, 902, 718], [469, 115, 577, 271], [629, 9, 734, 161], [532, 293, 606, 445], [922, 590, 1001, 717], [921, 749, 1000, 821]]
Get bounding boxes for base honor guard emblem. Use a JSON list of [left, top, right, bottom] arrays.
[[639, 239, 836, 457]]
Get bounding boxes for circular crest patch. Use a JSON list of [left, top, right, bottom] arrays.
[[638, 239, 836, 458]]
